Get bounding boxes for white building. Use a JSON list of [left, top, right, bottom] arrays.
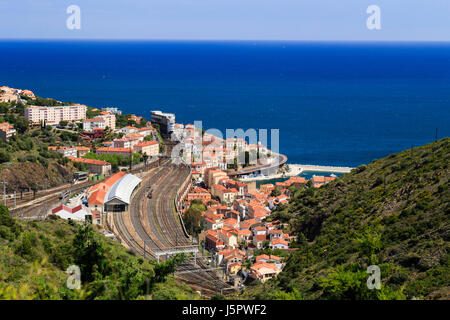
[[117, 126, 138, 135], [25, 105, 87, 124], [83, 118, 106, 132], [57, 147, 77, 158], [151, 110, 175, 134], [95, 113, 116, 130], [102, 107, 122, 115], [0, 122, 16, 141]]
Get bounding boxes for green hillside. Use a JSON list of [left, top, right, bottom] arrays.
[[0, 205, 199, 300], [238, 138, 449, 300]]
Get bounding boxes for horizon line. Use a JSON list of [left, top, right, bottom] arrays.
[[0, 38, 449, 44]]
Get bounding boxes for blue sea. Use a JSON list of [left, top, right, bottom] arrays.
[[1, 40, 449, 167]]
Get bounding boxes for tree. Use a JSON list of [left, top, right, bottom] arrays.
[[152, 123, 160, 133], [270, 188, 281, 197], [13, 116, 28, 134], [152, 254, 186, 284], [138, 118, 148, 128], [0, 150, 11, 163], [183, 201, 206, 235], [72, 224, 111, 283], [0, 204, 21, 236], [0, 102, 9, 114], [86, 107, 101, 119]]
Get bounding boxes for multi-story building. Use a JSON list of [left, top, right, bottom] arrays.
[[128, 114, 143, 123], [151, 110, 175, 135], [0, 92, 18, 103], [102, 107, 122, 115], [211, 184, 239, 204], [0, 122, 16, 141], [205, 169, 228, 188], [133, 140, 159, 157], [25, 105, 87, 124], [138, 127, 155, 137], [112, 139, 131, 149], [83, 118, 106, 132], [74, 146, 90, 157], [48, 146, 78, 158], [117, 126, 138, 135], [96, 147, 133, 157], [95, 112, 116, 130], [249, 261, 281, 283], [67, 157, 112, 175], [186, 187, 212, 203], [124, 133, 144, 148], [20, 89, 35, 98]]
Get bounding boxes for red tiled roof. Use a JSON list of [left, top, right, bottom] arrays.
[[83, 118, 105, 122], [97, 147, 133, 153], [256, 254, 270, 261], [67, 156, 110, 166], [88, 171, 127, 205], [251, 261, 279, 273], [254, 234, 266, 242], [74, 146, 90, 151], [271, 238, 289, 246], [135, 141, 158, 147]]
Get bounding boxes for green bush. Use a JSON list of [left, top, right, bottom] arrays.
[[15, 232, 36, 260], [0, 150, 11, 163], [0, 225, 14, 241]]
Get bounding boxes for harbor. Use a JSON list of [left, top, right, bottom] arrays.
[[238, 163, 354, 182]]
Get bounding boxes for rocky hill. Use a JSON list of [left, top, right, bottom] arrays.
[[238, 138, 449, 300], [0, 162, 74, 191]]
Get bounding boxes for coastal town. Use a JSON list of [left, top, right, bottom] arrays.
[[0, 85, 345, 288]]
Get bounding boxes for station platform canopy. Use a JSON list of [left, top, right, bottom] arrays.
[[104, 173, 142, 210]]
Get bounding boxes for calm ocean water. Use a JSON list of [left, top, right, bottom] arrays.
[[0, 40, 449, 167]]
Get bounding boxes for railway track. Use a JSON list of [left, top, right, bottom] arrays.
[[112, 159, 234, 296], [9, 158, 165, 219], [146, 164, 234, 295], [10, 179, 99, 219], [113, 159, 172, 257]]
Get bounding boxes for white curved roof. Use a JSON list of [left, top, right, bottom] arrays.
[[104, 174, 142, 205]]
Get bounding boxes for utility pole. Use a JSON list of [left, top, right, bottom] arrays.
[[129, 150, 133, 171]]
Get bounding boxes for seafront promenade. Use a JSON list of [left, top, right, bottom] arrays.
[[239, 163, 354, 182]]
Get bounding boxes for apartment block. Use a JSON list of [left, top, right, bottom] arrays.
[[25, 105, 87, 124]]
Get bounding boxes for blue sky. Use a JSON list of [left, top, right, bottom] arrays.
[[0, 0, 449, 41]]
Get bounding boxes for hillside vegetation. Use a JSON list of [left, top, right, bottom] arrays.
[[0, 205, 199, 300], [0, 101, 79, 190], [238, 138, 449, 300]]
